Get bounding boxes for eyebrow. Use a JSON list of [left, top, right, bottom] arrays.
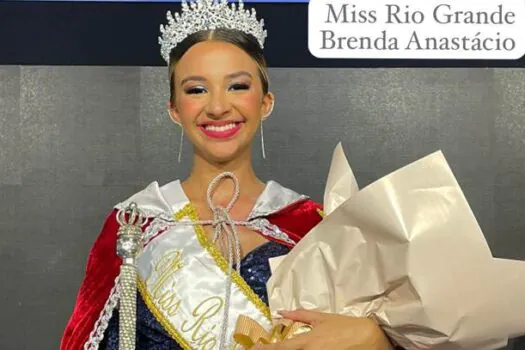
[[180, 71, 253, 86]]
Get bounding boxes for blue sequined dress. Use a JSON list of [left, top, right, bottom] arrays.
[[101, 241, 290, 349]]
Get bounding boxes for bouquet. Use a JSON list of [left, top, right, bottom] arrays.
[[236, 143, 525, 349]]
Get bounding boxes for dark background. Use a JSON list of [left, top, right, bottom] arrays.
[[0, 1, 524, 349]]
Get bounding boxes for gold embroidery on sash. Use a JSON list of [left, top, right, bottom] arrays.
[[144, 250, 184, 317], [174, 203, 272, 322], [138, 279, 192, 350], [180, 296, 224, 349], [138, 249, 224, 349], [139, 278, 225, 350], [149, 250, 183, 296]]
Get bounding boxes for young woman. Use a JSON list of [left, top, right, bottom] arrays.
[[60, 2, 395, 349]]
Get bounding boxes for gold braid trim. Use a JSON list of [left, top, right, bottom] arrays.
[[137, 278, 192, 350], [316, 208, 326, 218], [174, 203, 272, 322]]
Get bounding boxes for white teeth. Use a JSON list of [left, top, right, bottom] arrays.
[[204, 123, 237, 132]]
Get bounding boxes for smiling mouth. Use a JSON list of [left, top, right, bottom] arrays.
[[199, 121, 244, 140]]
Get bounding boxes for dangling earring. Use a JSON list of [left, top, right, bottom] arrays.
[[177, 126, 184, 163], [168, 110, 184, 163], [260, 121, 266, 159], [260, 100, 274, 160]]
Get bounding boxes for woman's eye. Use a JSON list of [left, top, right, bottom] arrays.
[[185, 86, 206, 94], [229, 83, 250, 91]]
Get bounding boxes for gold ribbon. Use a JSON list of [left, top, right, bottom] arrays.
[[233, 315, 313, 349]]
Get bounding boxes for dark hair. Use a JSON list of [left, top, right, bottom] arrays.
[[168, 28, 269, 103]]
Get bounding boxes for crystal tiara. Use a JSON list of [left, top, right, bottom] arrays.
[[158, 0, 267, 64]]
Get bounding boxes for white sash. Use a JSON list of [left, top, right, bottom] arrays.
[[136, 203, 273, 350]]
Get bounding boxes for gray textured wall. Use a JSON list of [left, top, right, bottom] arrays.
[[0, 66, 524, 349]]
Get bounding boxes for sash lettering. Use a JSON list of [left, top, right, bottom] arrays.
[[137, 217, 271, 350], [181, 296, 224, 349]]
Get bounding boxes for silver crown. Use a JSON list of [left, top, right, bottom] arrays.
[[158, 0, 267, 64]]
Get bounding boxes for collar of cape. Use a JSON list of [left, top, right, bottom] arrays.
[[114, 179, 309, 222], [112, 179, 310, 350]]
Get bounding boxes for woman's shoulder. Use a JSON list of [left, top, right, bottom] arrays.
[[261, 180, 323, 243], [88, 178, 186, 252], [253, 180, 321, 211], [113, 178, 188, 217]]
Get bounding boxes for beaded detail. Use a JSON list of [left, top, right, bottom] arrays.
[[159, 0, 267, 63]]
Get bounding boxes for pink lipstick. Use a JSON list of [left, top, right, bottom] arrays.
[[199, 121, 243, 139]]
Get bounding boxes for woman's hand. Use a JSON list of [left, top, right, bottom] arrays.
[[252, 310, 394, 350]]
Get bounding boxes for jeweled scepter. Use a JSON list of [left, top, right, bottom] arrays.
[[116, 202, 146, 350]]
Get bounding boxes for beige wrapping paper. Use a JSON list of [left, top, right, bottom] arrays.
[[266, 143, 525, 350]]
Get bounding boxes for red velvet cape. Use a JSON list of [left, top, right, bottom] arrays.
[[60, 199, 323, 350]]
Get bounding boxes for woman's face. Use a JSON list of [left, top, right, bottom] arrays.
[[169, 40, 274, 164]]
